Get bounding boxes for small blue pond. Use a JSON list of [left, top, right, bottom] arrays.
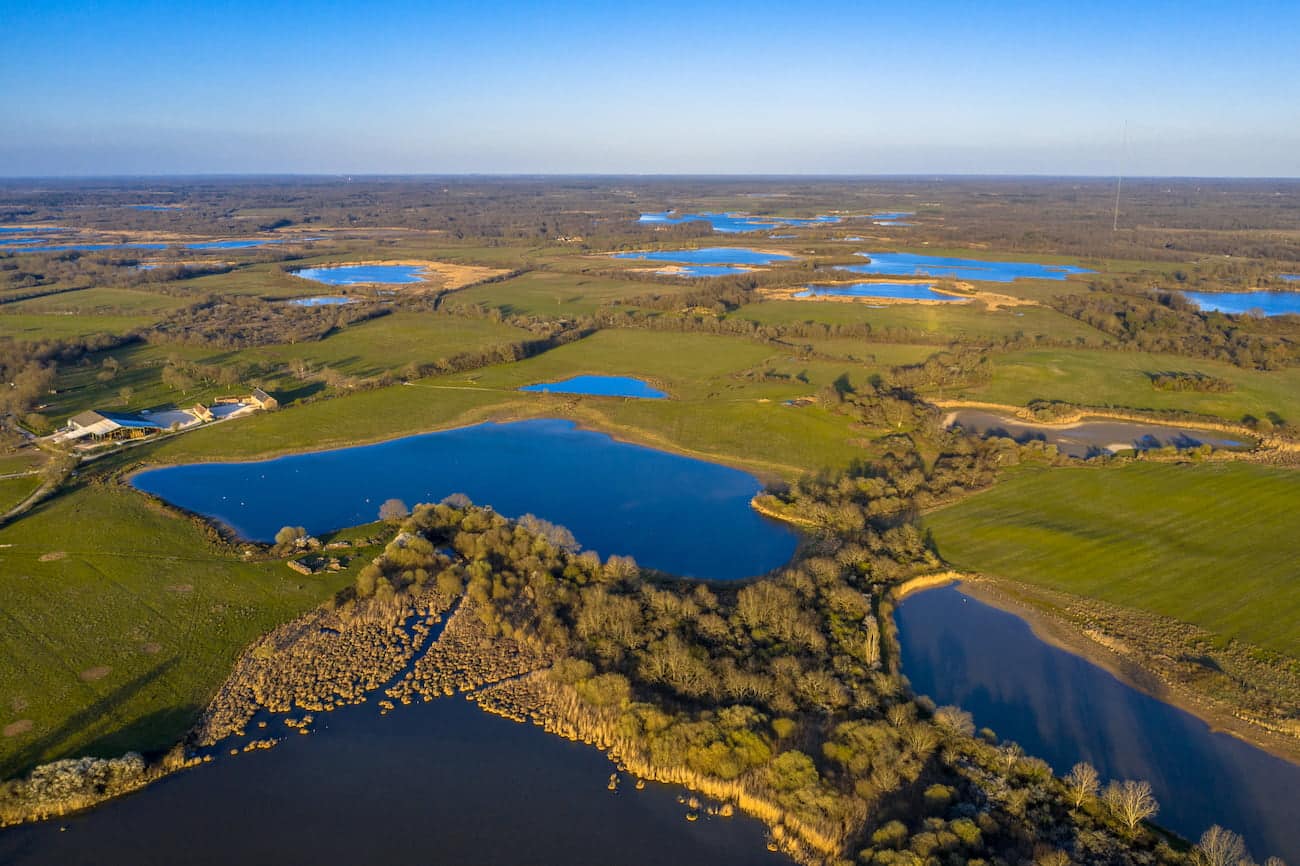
[[897, 584, 1300, 864], [841, 252, 1092, 283], [519, 375, 667, 399], [132, 205, 180, 211], [1282, 275, 1299, 282], [1182, 290, 1300, 317], [132, 419, 796, 580], [294, 264, 428, 286], [795, 282, 962, 301], [288, 296, 356, 307], [614, 247, 794, 266], [870, 212, 915, 220], [638, 211, 840, 233]]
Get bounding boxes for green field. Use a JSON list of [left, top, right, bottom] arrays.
[[0, 484, 359, 775], [1, 287, 191, 317], [730, 299, 1110, 344], [0, 313, 154, 341], [924, 462, 1300, 656], [452, 270, 677, 315], [957, 348, 1300, 424], [147, 328, 891, 476], [42, 313, 534, 422], [0, 475, 40, 512]]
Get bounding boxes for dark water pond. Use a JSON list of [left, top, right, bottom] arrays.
[[132, 419, 796, 580], [896, 585, 1300, 864], [947, 409, 1248, 457], [613, 247, 794, 265], [795, 282, 959, 302], [840, 252, 1092, 283], [0, 697, 779, 866], [519, 375, 667, 399], [638, 212, 840, 233], [1181, 290, 1300, 317], [294, 264, 428, 285]]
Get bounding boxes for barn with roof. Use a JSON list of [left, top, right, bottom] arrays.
[[60, 410, 165, 442]]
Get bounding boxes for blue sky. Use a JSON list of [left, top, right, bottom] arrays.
[[3, 0, 1298, 176]]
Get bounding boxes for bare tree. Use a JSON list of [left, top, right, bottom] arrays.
[[1103, 779, 1159, 831], [378, 498, 409, 522], [1193, 826, 1251, 866], [1064, 762, 1100, 809]]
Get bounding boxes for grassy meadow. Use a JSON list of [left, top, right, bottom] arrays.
[[0, 483, 360, 775]]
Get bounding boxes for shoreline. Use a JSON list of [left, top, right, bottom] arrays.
[[933, 399, 1300, 462], [899, 576, 1300, 766]]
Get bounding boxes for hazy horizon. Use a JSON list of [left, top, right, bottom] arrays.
[[5, 0, 1299, 177]]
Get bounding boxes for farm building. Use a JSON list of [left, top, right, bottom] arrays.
[[59, 410, 165, 442]]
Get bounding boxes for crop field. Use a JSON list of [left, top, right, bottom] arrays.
[[924, 462, 1300, 655], [958, 348, 1300, 423]]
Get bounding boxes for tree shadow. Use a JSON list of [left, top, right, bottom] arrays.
[[3, 657, 181, 778]]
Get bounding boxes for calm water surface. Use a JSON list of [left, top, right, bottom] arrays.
[[519, 375, 668, 399], [294, 264, 428, 285], [132, 419, 796, 580], [614, 247, 794, 265], [896, 585, 1300, 863], [795, 282, 958, 301], [841, 252, 1092, 283], [2, 237, 314, 253], [672, 265, 753, 277], [947, 409, 1247, 457], [638, 212, 840, 233], [0, 698, 779, 866], [1181, 290, 1300, 317]]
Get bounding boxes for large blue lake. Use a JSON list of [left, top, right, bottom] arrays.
[[896, 585, 1300, 864], [1181, 290, 1300, 317], [795, 282, 961, 302], [133, 419, 796, 580], [0, 695, 780, 866], [638, 212, 840, 233], [294, 264, 429, 285], [614, 247, 794, 265], [519, 375, 668, 399], [840, 252, 1092, 283]]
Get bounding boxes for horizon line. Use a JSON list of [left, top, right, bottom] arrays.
[[2, 171, 1300, 182]]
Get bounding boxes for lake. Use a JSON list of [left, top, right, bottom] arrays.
[[288, 296, 356, 307], [132, 419, 797, 580], [1181, 290, 1300, 317], [638, 212, 840, 233], [613, 247, 794, 265], [896, 585, 1300, 864], [840, 252, 1093, 283], [946, 409, 1248, 457], [294, 264, 429, 285], [519, 375, 668, 399], [0, 696, 779, 866], [795, 282, 961, 302]]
